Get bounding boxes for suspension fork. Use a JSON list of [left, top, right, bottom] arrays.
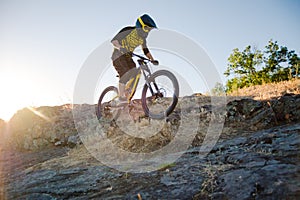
[[154, 82, 164, 97], [143, 71, 163, 98]]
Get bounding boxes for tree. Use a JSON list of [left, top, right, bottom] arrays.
[[263, 39, 289, 82], [225, 77, 239, 93], [224, 45, 263, 92], [224, 39, 300, 93], [288, 50, 300, 79], [211, 82, 226, 96]]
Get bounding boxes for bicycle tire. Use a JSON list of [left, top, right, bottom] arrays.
[[141, 70, 179, 119], [96, 86, 121, 121]]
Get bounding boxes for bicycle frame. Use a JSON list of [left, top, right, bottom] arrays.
[[125, 70, 141, 101], [97, 53, 179, 120], [125, 55, 162, 102]]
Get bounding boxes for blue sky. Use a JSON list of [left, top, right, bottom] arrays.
[[0, 0, 299, 120]]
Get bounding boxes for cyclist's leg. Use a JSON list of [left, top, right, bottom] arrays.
[[118, 56, 136, 84], [113, 55, 136, 98]]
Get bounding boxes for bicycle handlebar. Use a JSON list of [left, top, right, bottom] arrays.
[[132, 53, 159, 65], [132, 53, 149, 61]]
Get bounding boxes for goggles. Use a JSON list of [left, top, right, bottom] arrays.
[[138, 17, 152, 32]]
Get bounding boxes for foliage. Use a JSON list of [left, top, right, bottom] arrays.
[[211, 82, 226, 96], [225, 39, 300, 92]]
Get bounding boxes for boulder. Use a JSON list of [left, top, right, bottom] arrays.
[[7, 105, 77, 150]]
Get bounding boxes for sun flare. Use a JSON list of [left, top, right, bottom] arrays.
[[0, 72, 37, 121], [27, 106, 51, 122]]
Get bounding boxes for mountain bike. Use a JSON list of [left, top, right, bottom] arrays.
[[96, 53, 179, 121]]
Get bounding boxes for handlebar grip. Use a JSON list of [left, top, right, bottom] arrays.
[[151, 60, 159, 66]]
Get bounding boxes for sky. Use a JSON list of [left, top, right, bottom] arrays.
[[0, 0, 300, 121]]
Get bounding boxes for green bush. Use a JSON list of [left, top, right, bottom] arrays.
[[225, 39, 300, 93]]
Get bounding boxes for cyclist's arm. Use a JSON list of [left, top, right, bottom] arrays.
[[142, 42, 155, 61], [145, 52, 154, 61]]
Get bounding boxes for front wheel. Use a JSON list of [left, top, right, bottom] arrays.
[[142, 70, 179, 119], [96, 86, 120, 121]]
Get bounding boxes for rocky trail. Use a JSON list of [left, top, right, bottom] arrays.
[[0, 80, 300, 199], [1, 123, 299, 199]]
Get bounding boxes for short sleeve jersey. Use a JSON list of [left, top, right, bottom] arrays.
[[111, 26, 149, 55]]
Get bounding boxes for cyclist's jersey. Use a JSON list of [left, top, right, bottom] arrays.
[[111, 26, 149, 58]]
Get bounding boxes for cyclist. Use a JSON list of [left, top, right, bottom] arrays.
[[111, 14, 159, 104]]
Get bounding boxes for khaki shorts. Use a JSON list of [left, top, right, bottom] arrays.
[[112, 52, 136, 84]]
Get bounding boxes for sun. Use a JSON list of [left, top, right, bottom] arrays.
[[0, 72, 36, 121]]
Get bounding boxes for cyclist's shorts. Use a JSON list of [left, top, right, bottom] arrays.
[[112, 53, 136, 84]]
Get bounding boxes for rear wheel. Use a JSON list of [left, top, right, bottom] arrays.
[[141, 70, 179, 119], [96, 86, 121, 121]]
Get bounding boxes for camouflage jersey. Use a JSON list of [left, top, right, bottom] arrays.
[[111, 26, 149, 60]]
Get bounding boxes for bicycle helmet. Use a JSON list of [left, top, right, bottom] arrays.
[[136, 14, 157, 32]]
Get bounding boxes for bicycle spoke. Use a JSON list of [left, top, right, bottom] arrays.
[[142, 70, 179, 119], [96, 86, 121, 121]]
